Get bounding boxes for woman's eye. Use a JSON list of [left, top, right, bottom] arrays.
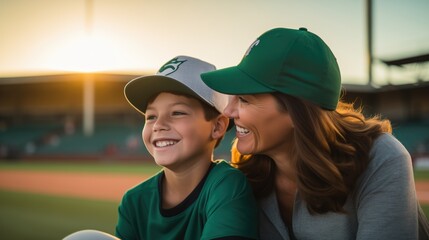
[[238, 96, 249, 103]]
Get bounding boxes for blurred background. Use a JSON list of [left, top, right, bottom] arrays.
[[0, 0, 428, 239]]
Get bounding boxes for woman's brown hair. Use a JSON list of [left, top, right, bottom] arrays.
[[231, 92, 392, 214]]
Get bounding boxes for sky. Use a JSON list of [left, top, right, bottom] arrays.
[[0, 0, 428, 86]]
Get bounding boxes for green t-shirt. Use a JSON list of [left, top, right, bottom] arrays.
[[115, 160, 258, 240]]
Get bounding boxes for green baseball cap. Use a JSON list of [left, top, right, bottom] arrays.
[[201, 27, 341, 110]]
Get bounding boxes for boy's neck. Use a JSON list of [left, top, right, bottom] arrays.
[[161, 158, 213, 209]]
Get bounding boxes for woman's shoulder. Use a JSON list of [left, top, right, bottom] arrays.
[[370, 133, 411, 163], [358, 133, 412, 184]]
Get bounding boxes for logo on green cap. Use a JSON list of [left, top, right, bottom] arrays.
[[158, 58, 187, 76], [244, 39, 260, 57]]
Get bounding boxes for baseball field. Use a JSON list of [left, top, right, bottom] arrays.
[[0, 161, 161, 240], [1, 161, 428, 240]]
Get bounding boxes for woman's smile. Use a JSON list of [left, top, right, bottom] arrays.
[[235, 125, 250, 137]]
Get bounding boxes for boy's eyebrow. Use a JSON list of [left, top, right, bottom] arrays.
[[146, 101, 195, 112]]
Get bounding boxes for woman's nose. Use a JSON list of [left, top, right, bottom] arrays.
[[223, 96, 238, 118]]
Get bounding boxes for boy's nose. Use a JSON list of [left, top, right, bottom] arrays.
[[153, 117, 170, 131]]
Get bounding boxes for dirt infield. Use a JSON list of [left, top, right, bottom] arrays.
[[1, 169, 429, 204], [0, 170, 148, 202], [416, 181, 429, 204]]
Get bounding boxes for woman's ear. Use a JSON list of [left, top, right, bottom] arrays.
[[211, 114, 229, 140]]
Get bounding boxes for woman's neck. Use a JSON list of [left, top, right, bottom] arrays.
[[267, 142, 297, 180], [273, 152, 298, 230], [274, 156, 296, 181]]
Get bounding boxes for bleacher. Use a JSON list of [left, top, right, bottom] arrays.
[[34, 122, 150, 157], [0, 119, 237, 161], [0, 123, 62, 158], [0, 122, 147, 159], [0, 124, 58, 146], [392, 121, 429, 155], [2, 120, 427, 162]]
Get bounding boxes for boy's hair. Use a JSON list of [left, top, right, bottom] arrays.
[[147, 91, 224, 148]]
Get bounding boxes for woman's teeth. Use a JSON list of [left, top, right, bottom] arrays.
[[236, 126, 250, 134]]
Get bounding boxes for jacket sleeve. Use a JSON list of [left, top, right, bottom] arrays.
[[354, 134, 418, 240]]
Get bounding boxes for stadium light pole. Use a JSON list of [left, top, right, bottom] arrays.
[[367, 0, 373, 86], [83, 0, 94, 137]]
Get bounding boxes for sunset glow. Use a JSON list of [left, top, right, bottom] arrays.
[[0, 0, 428, 84], [45, 34, 120, 73]]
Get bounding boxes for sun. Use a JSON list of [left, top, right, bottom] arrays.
[[45, 34, 121, 73]]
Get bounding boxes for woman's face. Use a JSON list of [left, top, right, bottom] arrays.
[[224, 94, 294, 157]]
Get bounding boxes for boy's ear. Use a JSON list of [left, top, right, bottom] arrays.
[[211, 114, 229, 140]]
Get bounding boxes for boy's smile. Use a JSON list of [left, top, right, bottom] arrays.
[[153, 139, 179, 148]]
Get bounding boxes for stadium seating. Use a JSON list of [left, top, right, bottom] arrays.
[[0, 123, 60, 146], [35, 122, 150, 156], [392, 121, 429, 154], [3, 120, 427, 162]]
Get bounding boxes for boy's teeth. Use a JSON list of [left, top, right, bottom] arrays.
[[155, 140, 177, 147], [236, 126, 250, 134]]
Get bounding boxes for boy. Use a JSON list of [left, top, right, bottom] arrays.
[[116, 56, 258, 239]]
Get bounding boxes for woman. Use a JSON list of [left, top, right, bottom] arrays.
[[201, 27, 428, 239]]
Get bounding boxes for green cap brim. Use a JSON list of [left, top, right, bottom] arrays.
[[201, 66, 275, 95]]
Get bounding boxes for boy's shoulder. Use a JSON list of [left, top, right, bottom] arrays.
[[122, 161, 247, 201], [211, 160, 241, 173], [207, 160, 249, 185], [201, 160, 255, 216], [123, 171, 162, 200]]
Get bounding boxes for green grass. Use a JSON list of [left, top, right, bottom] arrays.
[[0, 161, 162, 239], [414, 170, 429, 181], [1, 190, 428, 240], [422, 205, 429, 218], [0, 161, 162, 175], [0, 190, 119, 240]]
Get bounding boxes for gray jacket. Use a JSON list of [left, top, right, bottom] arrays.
[[259, 133, 425, 240]]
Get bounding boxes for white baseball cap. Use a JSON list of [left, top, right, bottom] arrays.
[[124, 55, 228, 115], [63, 229, 119, 240]]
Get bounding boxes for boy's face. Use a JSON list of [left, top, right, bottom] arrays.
[[143, 92, 215, 170]]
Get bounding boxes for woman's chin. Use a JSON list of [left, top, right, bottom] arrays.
[[236, 142, 255, 155]]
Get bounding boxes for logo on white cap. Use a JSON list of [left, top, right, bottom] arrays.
[[158, 58, 187, 76]]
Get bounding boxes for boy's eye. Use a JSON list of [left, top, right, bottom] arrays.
[[145, 115, 156, 121], [172, 111, 187, 116]]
